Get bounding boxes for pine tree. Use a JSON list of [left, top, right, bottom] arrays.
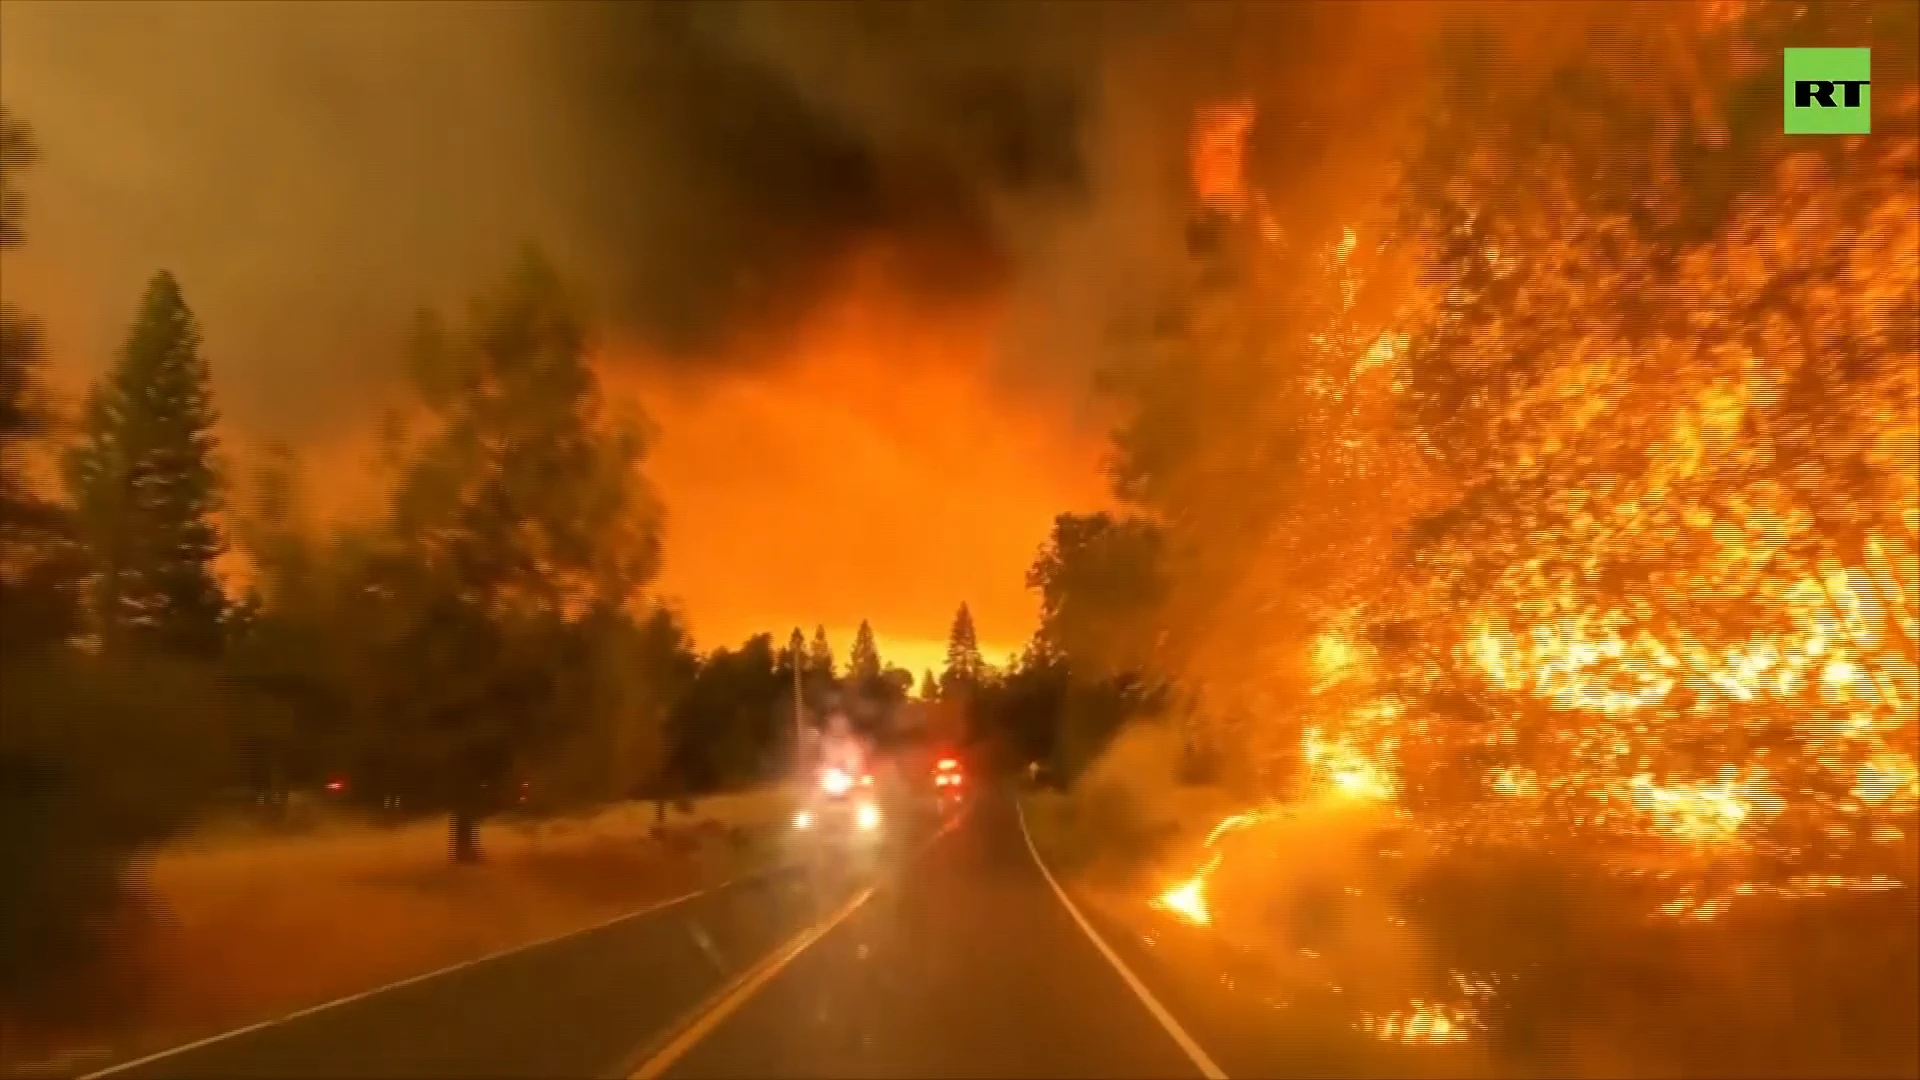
[[918, 668, 939, 702], [0, 106, 83, 653], [66, 271, 227, 656], [0, 106, 42, 452], [808, 624, 836, 680], [941, 603, 984, 697], [848, 618, 881, 682], [786, 626, 807, 726]]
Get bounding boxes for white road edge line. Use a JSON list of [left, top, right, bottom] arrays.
[[1015, 797, 1229, 1080], [77, 876, 742, 1080]]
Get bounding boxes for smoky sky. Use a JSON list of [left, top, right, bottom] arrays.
[[555, 1, 1108, 359], [3, 0, 1464, 653], [2, 0, 1448, 444], [1, 0, 1155, 430]]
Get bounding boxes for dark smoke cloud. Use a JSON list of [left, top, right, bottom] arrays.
[[1, 0, 1461, 654], [2, 0, 1432, 442], [551, 1, 1110, 359], [1, 0, 1147, 432]]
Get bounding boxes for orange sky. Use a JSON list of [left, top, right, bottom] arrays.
[[3, 0, 1126, 674], [612, 270, 1112, 674], [22, 250, 1110, 677]]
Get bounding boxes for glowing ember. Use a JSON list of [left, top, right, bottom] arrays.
[[1153, 812, 1280, 928], [1357, 1000, 1482, 1045], [1155, 873, 1212, 927]]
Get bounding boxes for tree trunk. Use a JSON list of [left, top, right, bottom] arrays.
[[450, 806, 482, 864]]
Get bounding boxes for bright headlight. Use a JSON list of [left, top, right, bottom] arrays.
[[793, 810, 812, 830], [855, 802, 880, 831]]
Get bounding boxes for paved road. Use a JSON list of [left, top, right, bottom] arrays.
[[93, 794, 1208, 1080], [92, 823, 915, 1080], [647, 795, 1205, 1080]]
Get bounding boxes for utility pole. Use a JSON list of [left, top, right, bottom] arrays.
[[789, 627, 806, 772]]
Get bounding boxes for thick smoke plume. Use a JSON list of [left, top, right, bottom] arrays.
[[1, 0, 1455, 653], [2, 1, 1451, 419], [4, 2, 1128, 415]]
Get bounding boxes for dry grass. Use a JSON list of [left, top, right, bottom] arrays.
[[25, 788, 797, 1075]]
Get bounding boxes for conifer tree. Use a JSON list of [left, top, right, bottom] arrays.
[[66, 271, 227, 655], [848, 618, 881, 682], [941, 603, 984, 697]]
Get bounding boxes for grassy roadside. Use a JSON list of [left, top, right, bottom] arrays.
[[10, 787, 799, 1079]]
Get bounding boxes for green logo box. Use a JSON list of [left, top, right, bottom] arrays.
[[1785, 48, 1871, 134]]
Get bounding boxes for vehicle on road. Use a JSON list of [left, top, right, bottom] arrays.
[[793, 710, 883, 848], [932, 755, 966, 814], [792, 763, 883, 844]]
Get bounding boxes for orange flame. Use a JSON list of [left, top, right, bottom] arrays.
[[1191, 99, 1257, 219]]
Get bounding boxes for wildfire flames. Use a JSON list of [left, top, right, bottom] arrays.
[[1189, 98, 1282, 243], [1152, 810, 1276, 928], [1356, 1000, 1480, 1046], [1151, 53, 1918, 997], [1154, 866, 1214, 927], [1190, 99, 1255, 220]]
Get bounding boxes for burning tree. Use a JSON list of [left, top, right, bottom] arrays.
[[1101, 0, 1917, 902], [1358, 0, 1920, 890]]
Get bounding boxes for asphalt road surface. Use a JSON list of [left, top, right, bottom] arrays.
[[90, 794, 1212, 1080]]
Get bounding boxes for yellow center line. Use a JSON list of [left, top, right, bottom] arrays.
[[627, 882, 876, 1080], [625, 809, 967, 1079]]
